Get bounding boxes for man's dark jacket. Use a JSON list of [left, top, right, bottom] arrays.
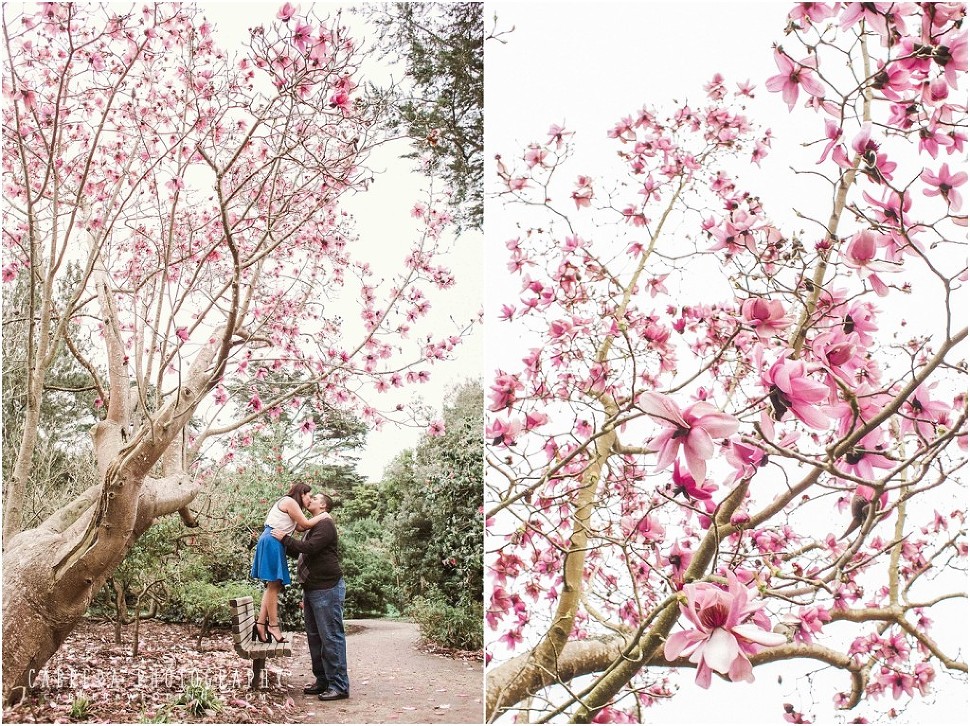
[[280, 518, 342, 591]]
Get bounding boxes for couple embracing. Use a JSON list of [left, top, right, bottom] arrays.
[[250, 482, 350, 701]]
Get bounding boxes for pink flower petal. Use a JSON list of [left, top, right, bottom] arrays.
[[731, 624, 788, 648], [699, 627, 740, 675]]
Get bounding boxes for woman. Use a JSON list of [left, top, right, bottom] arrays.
[[250, 482, 330, 642]]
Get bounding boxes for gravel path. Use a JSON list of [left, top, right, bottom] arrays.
[[283, 619, 484, 724]]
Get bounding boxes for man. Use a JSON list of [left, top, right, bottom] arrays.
[[271, 492, 350, 701]]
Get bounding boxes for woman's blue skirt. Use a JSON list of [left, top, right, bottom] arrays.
[[250, 526, 291, 585]]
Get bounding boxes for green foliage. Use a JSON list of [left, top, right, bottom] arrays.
[[69, 694, 92, 720], [136, 709, 172, 724], [337, 480, 383, 521], [384, 380, 483, 610], [340, 518, 401, 617], [178, 581, 259, 628], [408, 592, 484, 651], [173, 679, 221, 717], [89, 515, 185, 624], [366, 3, 484, 231]]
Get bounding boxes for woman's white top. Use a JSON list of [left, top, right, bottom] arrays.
[[264, 496, 298, 534]]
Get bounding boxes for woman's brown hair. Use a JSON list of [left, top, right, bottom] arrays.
[[285, 482, 312, 504]]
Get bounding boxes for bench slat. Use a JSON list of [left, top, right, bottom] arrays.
[[234, 636, 293, 658], [231, 612, 256, 631], [232, 618, 256, 644], [228, 596, 254, 608]]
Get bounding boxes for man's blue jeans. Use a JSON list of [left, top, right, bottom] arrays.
[[303, 579, 349, 695]]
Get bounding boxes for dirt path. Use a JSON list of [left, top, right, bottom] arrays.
[[282, 619, 483, 724]]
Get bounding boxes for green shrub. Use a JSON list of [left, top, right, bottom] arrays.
[[382, 381, 484, 610], [174, 678, 221, 717], [340, 518, 400, 617], [69, 694, 92, 720], [137, 707, 172, 723], [177, 580, 260, 628], [408, 594, 483, 651]]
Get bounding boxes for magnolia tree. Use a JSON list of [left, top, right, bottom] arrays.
[[485, 4, 967, 723], [1, 3, 468, 701]]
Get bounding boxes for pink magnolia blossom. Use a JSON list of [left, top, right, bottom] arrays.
[[489, 371, 524, 412], [872, 60, 914, 101], [841, 230, 898, 296], [669, 459, 716, 501], [914, 662, 935, 696], [547, 123, 572, 148], [741, 297, 790, 338], [811, 329, 866, 385], [921, 162, 967, 210], [330, 89, 351, 114], [936, 30, 967, 89], [899, 383, 951, 441], [426, 420, 445, 437], [523, 145, 549, 168], [663, 573, 786, 688], [793, 606, 831, 644], [766, 50, 826, 110], [620, 513, 665, 543], [764, 356, 833, 430], [486, 416, 523, 447], [639, 392, 739, 484], [572, 176, 593, 208], [300, 418, 317, 435], [664, 539, 694, 584], [817, 118, 843, 163], [722, 439, 769, 481], [838, 432, 895, 482], [213, 387, 228, 406], [788, 3, 837, 30], [592, 707, 637, 724], [839, 2, 902, 38], [499, 627, 524, 650], [736, 79, 756, 97], [646, 273, 669, 297], [277, 2, 298, 21], [524, 410, 548, 430], [834, 123, 897, 182], [875, 665, 917, 700], [508, 176, 529, 192]]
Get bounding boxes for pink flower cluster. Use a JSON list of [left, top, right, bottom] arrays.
[[663, 572, 786, 688]]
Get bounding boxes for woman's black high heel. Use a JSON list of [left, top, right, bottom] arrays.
[[252, 619, 270, 643], [266, 622, 288, 643]]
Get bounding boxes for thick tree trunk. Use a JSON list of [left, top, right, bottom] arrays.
[[0, 531, 81, 703], [2, 252, 230, 703], [1, 455, 200, 703]]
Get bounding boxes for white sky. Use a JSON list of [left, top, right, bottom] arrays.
[[199, 1, 484, 482], [485, 2, 967, 724]]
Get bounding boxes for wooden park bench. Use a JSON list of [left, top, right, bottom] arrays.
[[228, 596, 293, 689]]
